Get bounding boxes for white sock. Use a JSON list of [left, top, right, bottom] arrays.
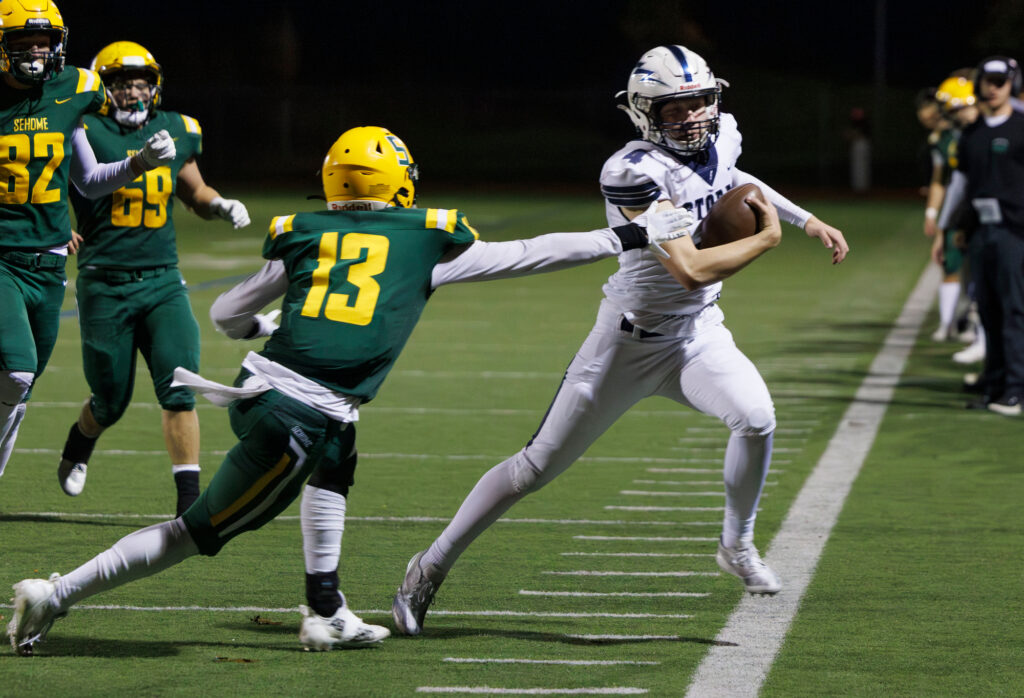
[[0, 370, 32, 478], [0, 403, 26, 478], [423, 454, 525, 578], [171, 464, 200, 475], [300, 485, 346, 574], [53, 518, 198, 612], [938, 282, 960, 329], [721, 432, 773, 548]]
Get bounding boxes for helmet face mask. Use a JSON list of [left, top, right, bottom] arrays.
[[623, 45, 723, 157], [0, 0, 68, 86], [321, 127, 418, 210], [91, 41, 162, 128]]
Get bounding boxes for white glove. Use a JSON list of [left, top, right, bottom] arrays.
[[139, 129, 176, 168], [210, 196, 251, 229], [249, 309, 281, 338], [642, 200, 695, 259]]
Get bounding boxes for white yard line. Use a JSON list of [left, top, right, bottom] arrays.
[[560, 552, 714, 558], [573, 535, 717, 542], [542, 571, 718, 578], [443, 658, 660, 666], [519, 590, 709, 598], [417, 688, 648, 695], [685, 264, 939, 698]]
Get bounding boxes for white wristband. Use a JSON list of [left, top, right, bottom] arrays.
[[925, 207, 938, 220]]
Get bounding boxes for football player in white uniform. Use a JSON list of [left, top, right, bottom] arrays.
[[393, 45, 849, 635]]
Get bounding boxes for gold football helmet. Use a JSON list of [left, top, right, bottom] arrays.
[[935, 76, 976, 113], [91, 41, 162, 126], [321, 127, 418, 209], [0, 0, 67, 85]]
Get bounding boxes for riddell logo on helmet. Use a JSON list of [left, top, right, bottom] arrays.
[[679, 83, 700, 90]]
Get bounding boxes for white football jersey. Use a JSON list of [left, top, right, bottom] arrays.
[[599, 113, 809, 336]]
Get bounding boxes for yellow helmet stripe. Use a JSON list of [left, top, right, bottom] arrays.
[[75, 68, 101, 94], [425, 208, 459, 233], [268, 215, 296, 239], [180, 114, 202, 135]]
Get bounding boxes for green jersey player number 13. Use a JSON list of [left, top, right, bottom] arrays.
[[301, 230, 389, 326]]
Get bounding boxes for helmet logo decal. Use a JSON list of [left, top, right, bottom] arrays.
[[664, 45, 694, 82], [632, 66, 668, 86], [385, 135, 411, 165]]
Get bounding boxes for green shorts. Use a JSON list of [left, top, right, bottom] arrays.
[[76, 265, 199, 426], [943, 229, 964, 276], [182, 383, 357, 557], [0, 252, 67, 384]]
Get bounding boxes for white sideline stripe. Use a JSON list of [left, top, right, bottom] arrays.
[[542, 571, 718, 578], [520, 590, 709, 598], [686, 264, 940, 698], [417, 688, 648, 695], [443, 658, 660, 666], [573, 535, 716, 542], [560, 552, 714, 558], [604, 506, 723, 512]]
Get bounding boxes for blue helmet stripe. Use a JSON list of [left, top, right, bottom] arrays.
[[664, 45, 693, 82]]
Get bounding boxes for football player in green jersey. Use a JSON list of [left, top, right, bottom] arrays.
[[6, 125, 694, 655], [57, 41, 251, 515], [0, 1, 177, 483]]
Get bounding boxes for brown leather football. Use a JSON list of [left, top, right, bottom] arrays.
[[695, 183, 766, 249]]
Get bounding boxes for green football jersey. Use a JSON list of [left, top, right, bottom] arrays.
[[0, 67, 106, 250], [71, 110, 203, 269], [930, 127, 959, 187], [260, 206, 480, 400]]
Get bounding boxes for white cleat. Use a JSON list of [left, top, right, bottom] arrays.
[[8, 573, 64, 656], [298, 604, 389, 650], [930, 325, 952, 342], [716, 540, 781, 596], [952, 342, 985, 365], [57, 459, 87, 496], [392, 550, 443, 636]]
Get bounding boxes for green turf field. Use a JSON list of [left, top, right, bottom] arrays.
[[1, 192, 1021, 696]]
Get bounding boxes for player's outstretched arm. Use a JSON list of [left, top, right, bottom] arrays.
[[803, 216, 848, 264], [430, 225, 654, 288], [177, 159, 251, 228], [657, 196, 782, 290], [210, 260, 288, 339]]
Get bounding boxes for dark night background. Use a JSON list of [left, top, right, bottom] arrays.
[[53, 0, 1024, 194]]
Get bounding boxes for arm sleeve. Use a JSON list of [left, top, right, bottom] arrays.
[[937, 170, 968, 230], [69, 125, 140, 199], [430, 229, 623, 289], [210, 260, 289, 339], [732, 168, 813, 228]]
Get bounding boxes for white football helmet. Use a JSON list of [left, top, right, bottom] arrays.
[[618, 45, 726, 157]]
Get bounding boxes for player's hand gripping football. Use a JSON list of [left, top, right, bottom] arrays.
[[643, 200, 695, 258], [747, 195, 782, 249], [210, 196, 251, 229], [139, 129, 177, 168]]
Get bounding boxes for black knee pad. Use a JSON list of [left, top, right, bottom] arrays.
[[307, 445, 357, 497]]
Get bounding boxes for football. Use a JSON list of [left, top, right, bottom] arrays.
[[695, 183, 766, 249]]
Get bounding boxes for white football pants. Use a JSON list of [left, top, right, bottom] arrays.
[[424, 300, 775, 574]]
